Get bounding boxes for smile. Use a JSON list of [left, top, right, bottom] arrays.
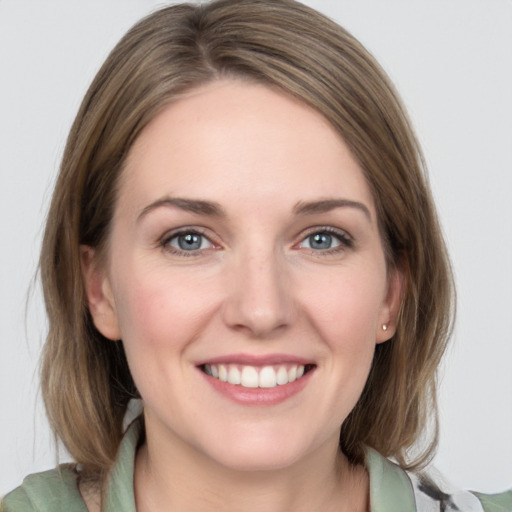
[[201, 363, 314, 389]]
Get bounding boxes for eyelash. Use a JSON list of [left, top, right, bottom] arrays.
[[160, 228, 215, 257], [297, 226, 354, 255], [159, 226, 353, 257]]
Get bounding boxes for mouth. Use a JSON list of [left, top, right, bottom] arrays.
[[199, 363, 316, 389]]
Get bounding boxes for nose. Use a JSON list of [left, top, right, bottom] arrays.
[[222, 248, 295, 338]]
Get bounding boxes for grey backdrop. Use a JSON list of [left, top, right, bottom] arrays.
[[1, 0, 511, 495]]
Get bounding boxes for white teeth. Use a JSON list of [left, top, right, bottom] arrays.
[[227, 366, 241, 385], [241, 366, 259, 388], [218, 364, 228, 382], [276, 366, 288, 385], [204, 363, 309, 388], [259, 366, 277, 388]]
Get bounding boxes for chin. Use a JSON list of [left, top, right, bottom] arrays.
[[212, 448, 304, 473], [199, 428, 321, 473]]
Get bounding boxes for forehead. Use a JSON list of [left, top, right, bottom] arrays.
[[119, 79, 376, 220]]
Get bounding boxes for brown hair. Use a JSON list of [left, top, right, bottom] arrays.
[[40, 0, 454, 485]]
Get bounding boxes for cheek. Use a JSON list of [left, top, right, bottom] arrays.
[[110, 269, 217, 404], [110, 260, 224, 363], [300, 267, 386, 348], [307, 270, 386, 407]]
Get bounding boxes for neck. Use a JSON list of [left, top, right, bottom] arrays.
[[134, 425, 369, 512]]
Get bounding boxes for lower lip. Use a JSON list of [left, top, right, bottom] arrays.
[[199, 368, 314, 406]]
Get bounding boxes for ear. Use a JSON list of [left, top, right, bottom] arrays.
[[376, 267, 404, 344], [80, 246, 121, 341]]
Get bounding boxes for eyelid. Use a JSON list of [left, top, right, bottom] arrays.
[[159, 226, 220, 255], [157, 225, 353, 256], [299, 225, 353, 240], [295, 226, 354, 252]]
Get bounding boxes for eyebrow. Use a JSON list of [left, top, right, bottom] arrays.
[[293, 199, 372, 222], [137, 197, 226, 221], [137, 196, 372, 223]]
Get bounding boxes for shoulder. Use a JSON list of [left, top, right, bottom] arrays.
[[407, 468, 512, 512], [1, 465, 87, 512], [365, 447, 512, 512], [472, 490, 512, 512], [406, 464, 512, 512]]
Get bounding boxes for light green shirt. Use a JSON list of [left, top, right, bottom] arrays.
[[2, 422, 511, 511]]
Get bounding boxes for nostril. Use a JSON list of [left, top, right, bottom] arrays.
[[221, 266, 295, 337]]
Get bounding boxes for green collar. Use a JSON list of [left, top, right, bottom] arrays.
[[103, 421, 417, 512], [365, 447, 416, 512]]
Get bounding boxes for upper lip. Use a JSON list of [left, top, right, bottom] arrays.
[[196, 353, 315, 366]]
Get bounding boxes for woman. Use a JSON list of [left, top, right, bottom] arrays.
[[2, 0, 510, 510]]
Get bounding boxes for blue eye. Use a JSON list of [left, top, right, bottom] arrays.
[[166, 231, 213, 252], [299, 230, 351, 251]]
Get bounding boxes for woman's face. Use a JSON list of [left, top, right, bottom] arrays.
[[85, 79, 401, 471]]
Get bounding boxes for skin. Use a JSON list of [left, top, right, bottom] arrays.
[[83, 79, 402, 512]]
